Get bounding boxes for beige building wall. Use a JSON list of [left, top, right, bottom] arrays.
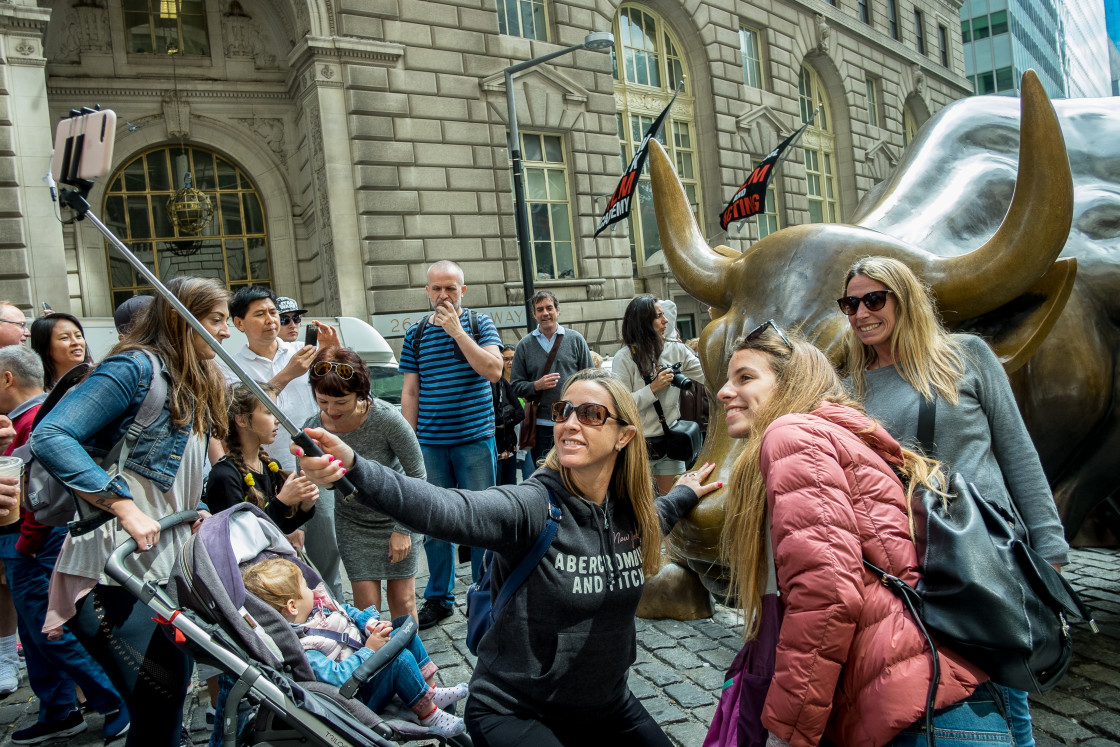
[[7, 0, 969, 355]]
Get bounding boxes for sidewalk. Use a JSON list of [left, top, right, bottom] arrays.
[[0, 547, 1115, 746]]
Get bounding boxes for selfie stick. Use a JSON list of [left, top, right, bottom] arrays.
[[52, 117, 357, 500]]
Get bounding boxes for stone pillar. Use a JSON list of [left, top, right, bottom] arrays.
[[0, 3, 68, 312], [290, 39, 366, 318]]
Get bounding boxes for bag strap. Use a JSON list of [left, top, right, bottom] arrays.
[[528, 334, 564, 404], [651, 397, 673, 438], [916, 395, 936, 455], [296, 622, 365, 652], [413, 310, 481, 362], [491, 489, 562, 619]]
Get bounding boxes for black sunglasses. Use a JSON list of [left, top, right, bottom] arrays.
[[746, 319, 792, 350], [836, 290, 893, 316], [311, 361, 355, 380], [551, 400, 627, 427], [279, 314, 303, 326]]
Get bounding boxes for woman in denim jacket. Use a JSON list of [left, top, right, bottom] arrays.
[[34, 277, 231, 747]]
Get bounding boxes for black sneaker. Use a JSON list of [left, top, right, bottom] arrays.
[[417, 600, 453, 630], [11, 710, 87, 744]]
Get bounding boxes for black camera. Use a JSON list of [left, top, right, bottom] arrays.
[[644, 362, 693, 390]]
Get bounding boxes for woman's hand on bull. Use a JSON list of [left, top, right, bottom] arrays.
[[674, 462, 722, 498], [291, 427, 354, 487]]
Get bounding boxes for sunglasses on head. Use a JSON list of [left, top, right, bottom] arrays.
[[551, 400, 627, 427], [310, 361, 355, 380], [746, 319, 792, 350], [279, 314, 303, 326], [836, 290, 893, 316]]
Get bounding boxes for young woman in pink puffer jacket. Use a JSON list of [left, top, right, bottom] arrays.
[[716, 321, 1010, 747]]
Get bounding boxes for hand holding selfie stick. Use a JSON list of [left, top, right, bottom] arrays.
[[52, 107, 358, 500]]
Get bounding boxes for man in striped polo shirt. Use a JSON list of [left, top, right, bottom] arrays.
[[400, 260, 503, 629]]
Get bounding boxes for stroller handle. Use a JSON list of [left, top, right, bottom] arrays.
[[339, 615, 419, 699], [105, 510, 201, 592]]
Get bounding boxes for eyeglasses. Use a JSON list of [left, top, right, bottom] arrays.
[[279, 314, 302, 326], [310, 361, 355, 380], [746, 319, 792, 350], [0, 319, 27, 330], [836, 290, 893, 316], [551, 400, 627, 427]]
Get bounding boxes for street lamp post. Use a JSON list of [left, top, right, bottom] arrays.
[[505, 31, 614, 333]]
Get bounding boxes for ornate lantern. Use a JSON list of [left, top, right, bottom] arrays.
[[165, 172, 213, 235]]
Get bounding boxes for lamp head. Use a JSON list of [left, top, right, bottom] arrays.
[[583, 32, 614, 51]]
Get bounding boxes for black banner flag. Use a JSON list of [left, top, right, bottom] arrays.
[[719, 123, 809, 231], [595, 86, 682, 236]]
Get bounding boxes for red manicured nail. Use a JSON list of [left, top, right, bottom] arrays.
[[341, 468, 347, 475]]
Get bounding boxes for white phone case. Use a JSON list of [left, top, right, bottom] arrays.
[[51, 109, 117, 183]]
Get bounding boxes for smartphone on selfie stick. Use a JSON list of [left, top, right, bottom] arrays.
[[51, 107, 357, 500]]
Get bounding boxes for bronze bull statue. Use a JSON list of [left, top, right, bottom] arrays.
[[638, 71, 1119, 619]]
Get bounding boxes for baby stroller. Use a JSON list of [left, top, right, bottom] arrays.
[[104, 503, 472, 746]]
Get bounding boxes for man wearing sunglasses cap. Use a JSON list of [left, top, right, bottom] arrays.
[[400, 261, 503, 630], [275, 296, 309, 343]]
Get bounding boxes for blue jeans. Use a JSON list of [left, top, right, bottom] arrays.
[[1006, 689, 1034, 747], [0, 528, 124, 722], [359, 631, 434, 712], [421, 437, 496, 605], [886, 685, 1012, 747]]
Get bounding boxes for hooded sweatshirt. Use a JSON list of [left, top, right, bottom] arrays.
[[341, 457, 699, 720]]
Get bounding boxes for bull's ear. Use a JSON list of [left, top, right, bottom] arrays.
[[952, 257, 1076, 373]]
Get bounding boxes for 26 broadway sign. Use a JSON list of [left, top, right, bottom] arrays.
[[370, 305, 527, 338]]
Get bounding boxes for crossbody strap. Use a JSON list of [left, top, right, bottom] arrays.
[[491, 489, 562, 619], [916, 394, 936, 455], [529, 335, 564, 403]]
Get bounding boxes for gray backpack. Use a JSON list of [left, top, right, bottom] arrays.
[[16, 350, 167, 535]]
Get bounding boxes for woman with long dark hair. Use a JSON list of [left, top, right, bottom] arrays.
[[34, 277, 231, 746], [296, 368, 720, 746], [839, 256, 1068, 747], [30, 312, 93, 389], [612, 295, 704, 495], [719, 322, 1008, 747]]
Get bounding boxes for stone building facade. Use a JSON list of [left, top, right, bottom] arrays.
[[1, 0, 970, 355]]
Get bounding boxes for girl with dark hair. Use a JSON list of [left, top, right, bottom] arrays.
[[33, 276, 231, 746], [718, 322, 1009, 747], [613, 294, 705, 494], [206, 382, 318, 533], [305, 347, 426, 623], [494, 345, 525, 486], [295, 367, 721, 746], [30, 312, 93, 389]]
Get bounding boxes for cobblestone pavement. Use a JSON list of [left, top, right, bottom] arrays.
[[0, 548, 1115, 746]]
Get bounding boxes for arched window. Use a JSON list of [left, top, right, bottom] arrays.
[[102, 145, 271, 308], [612, 5, 701, 272], [798, 65, 838, 223]]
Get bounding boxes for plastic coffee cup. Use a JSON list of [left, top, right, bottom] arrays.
[[0, 456, 23, 527]]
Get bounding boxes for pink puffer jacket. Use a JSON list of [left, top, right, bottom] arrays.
[[759, 402, 985, 747]]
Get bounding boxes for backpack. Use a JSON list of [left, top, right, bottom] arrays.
[[409, 309, 479, 362], [16, 350, 167, 535], [465, 489, 560, 655]]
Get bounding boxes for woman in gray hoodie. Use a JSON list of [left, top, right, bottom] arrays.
[[295, 368, 721, 746]]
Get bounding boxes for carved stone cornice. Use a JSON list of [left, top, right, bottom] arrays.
[[287, 35, 404, 72], [736, 105, 796, 156], [46, 85, 290, 102]]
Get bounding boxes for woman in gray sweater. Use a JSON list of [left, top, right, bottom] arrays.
[[305, 347, 425, 622], [839, 256, 1069, 747], [294, 368, 721, 746]]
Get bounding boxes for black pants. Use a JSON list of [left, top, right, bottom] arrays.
[[466, 691, 672, 747], [71, 584, 193, 747]]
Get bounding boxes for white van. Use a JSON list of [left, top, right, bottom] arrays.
[[78, 316, 406, 405]]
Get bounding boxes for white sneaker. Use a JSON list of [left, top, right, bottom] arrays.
[[0, 659, 19, 698]]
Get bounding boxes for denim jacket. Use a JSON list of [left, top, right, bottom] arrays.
[[31, 350, 195, 498]]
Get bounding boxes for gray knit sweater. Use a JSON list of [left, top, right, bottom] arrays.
[[856, 334, 1069, 564], [511, 327, 593, 424]]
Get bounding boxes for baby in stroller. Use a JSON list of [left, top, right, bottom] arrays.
[[242, 557, 468, 737]]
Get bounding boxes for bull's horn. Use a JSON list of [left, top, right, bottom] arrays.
[[928, 70, 1073, 321], [650, 139, 735, 309]]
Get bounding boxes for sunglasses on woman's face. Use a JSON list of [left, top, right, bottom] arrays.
[[745, 319, 792, 350], [310, 361, 355, 380], [836, 290, 893, 316], [551, 400, 627, 427], [279, 314, 302, 326]]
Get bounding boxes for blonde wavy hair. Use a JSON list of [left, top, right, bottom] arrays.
[[543, 369, 662, 577], [242, 557, 305, 614], [721, 329, 944, 639], [841, 256, 964, 405]]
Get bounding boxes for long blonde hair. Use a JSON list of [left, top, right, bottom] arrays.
[[721, 329, 944, 638], [543, 369, 662, 577], [841, 256, 964, 405]]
